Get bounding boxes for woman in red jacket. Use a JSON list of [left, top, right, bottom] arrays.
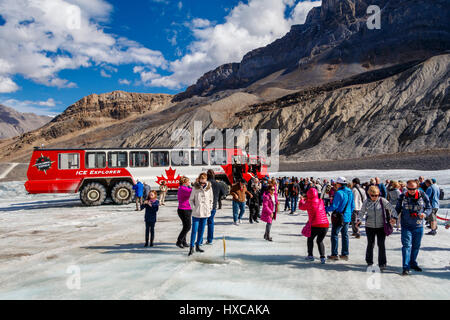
[[299, 187, 330, 264]]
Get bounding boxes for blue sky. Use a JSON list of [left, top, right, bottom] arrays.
[[0, 0, 321, 115]]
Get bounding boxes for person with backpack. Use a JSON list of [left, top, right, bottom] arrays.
[[299, 188, 329, 264], [425, 179, 440, 236], [351, 178, 367, 238], [325, 177, 354, 261], [393, 180, 432, 275], [188, 173, 213, 256], [230, 179, 253, 225], [360, 186, 396, 270], [289, 178, 300, 214], [375, 177, 387, 199], [176, 176, 192, 249], [248, 183, 261, 223], [140, 191, 160, 247]]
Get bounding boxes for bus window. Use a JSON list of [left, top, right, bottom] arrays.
[[210, 149, 227, 165], [130, 151, 149, 167], [171, 150, 189, 166], [151, 151, 169, 167], [191, 150, 208, 166], [58, 153, 80, 170], [85, 152, 106, 169], [108, 152, 128, 168]]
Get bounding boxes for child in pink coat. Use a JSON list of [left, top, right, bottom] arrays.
[[261, 185, 278, 241], [299, 188, 330, 263]]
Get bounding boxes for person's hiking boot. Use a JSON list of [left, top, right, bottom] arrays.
[[205, 241, 212, 245], [144, 243, 148, 247], [266, 237, 273, 242], [320, 257, 326, 264], [195, 244, 204, 253], [379, 264, 387, 271], [305, 256, 314, 261], [402, 269, 410, 276], [426, 230, 437, 236], [182, 241, 189, 248], [188, 246, 194, 256], [176, 242, 184, 249], [149, 242, 154, 247], [233, 222, 239, 226], [238, 219, 242, 224], [327, 255, 339, 261], [339, 255, 349, 261], [411, 265, 422, 272]]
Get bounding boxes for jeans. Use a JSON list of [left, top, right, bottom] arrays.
[[365, 227, 386, 266], [190, 217, 207, 247], [351, 210, 361, 234], [207, 209, 216, 243], [145, 221, 155, 245], [177, 209, 192, 244], [307, 227, 328, 258], [290, 196, 298, 213], [232, 201, 246, 222], [401, 226, 423, 270], [284, 196, 290, 211], [331, 222, 350, 256]]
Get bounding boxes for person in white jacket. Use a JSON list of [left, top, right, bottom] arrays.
[[188, 172, 213, 256], [351, 178, 367, 238]]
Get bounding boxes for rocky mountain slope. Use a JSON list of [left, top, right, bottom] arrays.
[[0, 105, 52, 139], [174, 0, 450, 102], [0, 0, 448, 169]]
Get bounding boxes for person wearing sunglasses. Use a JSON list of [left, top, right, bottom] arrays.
[[261, 185, 279, 241], [360, 186, 395, 271], [394, 180, 432, 275]]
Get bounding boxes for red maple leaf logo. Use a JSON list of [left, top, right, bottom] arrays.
[[156, 167, 181, 189]]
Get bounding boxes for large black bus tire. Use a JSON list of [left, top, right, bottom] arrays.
[[111, 181, 134, 205], [80, 182, 107, 206]]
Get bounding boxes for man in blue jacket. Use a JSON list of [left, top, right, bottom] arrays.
[[393, 180, 432, 275], [133, 180, 144, 211], [425, 179, 440, 236], [326, 177, 355, 261]]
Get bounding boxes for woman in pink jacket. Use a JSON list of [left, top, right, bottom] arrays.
[[299, 187, 330, 263], [176, 176, 192, 249], [261, 185, 279, 241]]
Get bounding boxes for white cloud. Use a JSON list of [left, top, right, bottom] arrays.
[[118, 79, 131, 85], [139, 0, 321, 89], [0, 0, 167, 92], [0, 76, 19, 93]]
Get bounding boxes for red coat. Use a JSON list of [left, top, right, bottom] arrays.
[[298, 188, 329, 228]]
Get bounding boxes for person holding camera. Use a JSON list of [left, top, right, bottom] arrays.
[[393, 180, 432, 275]]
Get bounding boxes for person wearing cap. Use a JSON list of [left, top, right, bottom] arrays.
[[425, 179, 440, 235], [325, 177, 355, 261], [393, 180, 432, 275]]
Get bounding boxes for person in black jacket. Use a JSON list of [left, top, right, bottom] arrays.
[[140, 191, 160, 247], [247, 184, 261, 223], [206, 170, 225, 244]]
